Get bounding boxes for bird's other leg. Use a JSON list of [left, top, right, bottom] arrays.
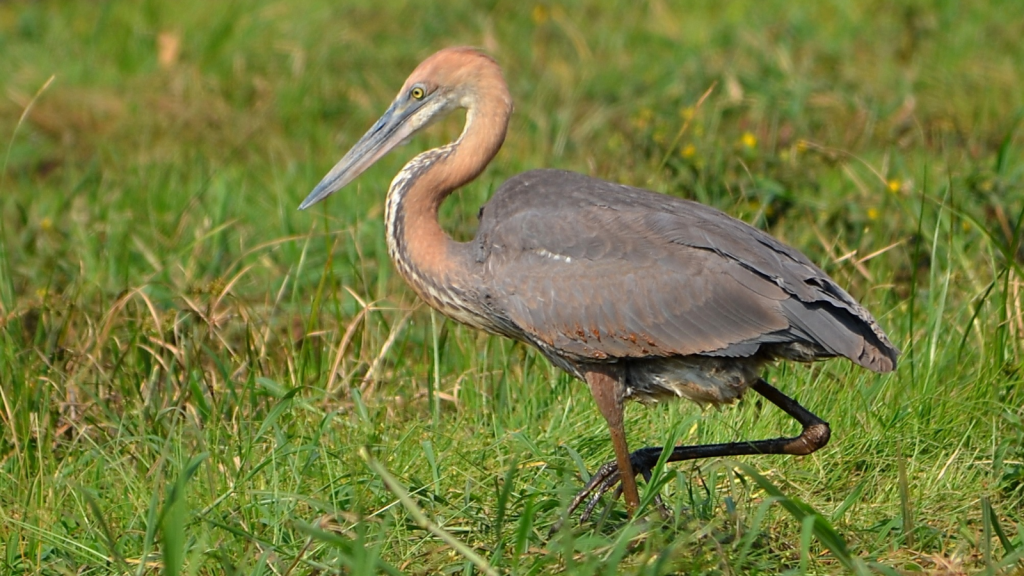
[[569, 378, 830, 521], [583, 366, 640, 514]]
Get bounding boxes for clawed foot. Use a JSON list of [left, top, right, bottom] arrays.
[[552, 379, 832, 532], [563, 447, 671, 525]]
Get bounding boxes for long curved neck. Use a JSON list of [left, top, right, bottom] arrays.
[[384, 91, 511, 306]]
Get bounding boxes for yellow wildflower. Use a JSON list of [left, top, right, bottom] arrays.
[[887, 179, 901, 193], [741, 131, 757, 149], [40, 217, 53, 231], [632, 107, 654, 130], [867, 207, 879, 220], [681, 144, 696, 158], [531, 4, 549, 24]]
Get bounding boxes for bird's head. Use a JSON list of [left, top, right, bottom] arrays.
[[299, 47, 510, 210]]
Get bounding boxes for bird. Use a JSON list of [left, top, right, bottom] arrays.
[[299, 47, 899, 521]]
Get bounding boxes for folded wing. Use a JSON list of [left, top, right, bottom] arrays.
[[476, 169, 898, 373]]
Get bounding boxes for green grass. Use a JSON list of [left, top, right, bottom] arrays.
[[2, 0, 1023, 573]]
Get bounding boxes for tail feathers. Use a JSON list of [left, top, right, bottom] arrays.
[[781, 299, 898, 373]]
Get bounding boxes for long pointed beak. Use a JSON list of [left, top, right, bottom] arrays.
[[298, 99, 422, 210]]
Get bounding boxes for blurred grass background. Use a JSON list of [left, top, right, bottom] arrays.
[[1, 0, 1023, 573]]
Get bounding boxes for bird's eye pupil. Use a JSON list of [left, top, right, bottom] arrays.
[[411, 87, 425, 99]]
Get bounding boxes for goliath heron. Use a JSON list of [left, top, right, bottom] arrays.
[[299, 47, 898, 520]]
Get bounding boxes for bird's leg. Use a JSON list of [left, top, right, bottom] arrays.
[[569, 378, 830, 522], [584, 367, 641, 514]]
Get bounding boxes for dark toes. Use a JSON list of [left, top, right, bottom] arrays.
[[565, 446, 667, 524]]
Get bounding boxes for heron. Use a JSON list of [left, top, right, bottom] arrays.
[[299, 47, 898, 520]]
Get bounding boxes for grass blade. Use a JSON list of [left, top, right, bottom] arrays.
[[733, 462, 871, 575], [160, 453, 208, 576], [360, 447, 499, 576]]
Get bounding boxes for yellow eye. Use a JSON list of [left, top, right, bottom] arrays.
[[410, 87, 425, 100]]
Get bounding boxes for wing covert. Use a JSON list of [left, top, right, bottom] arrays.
[[480, 195, 791, 362], [474, 169, 898, 371]]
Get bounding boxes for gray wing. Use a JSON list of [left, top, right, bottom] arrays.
[[475, 169, 898, 373]]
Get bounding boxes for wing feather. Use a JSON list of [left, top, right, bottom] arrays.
[[475, 169, 898, 372]]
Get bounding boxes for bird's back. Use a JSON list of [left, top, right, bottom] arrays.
[[473, 169, 898, 376]]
